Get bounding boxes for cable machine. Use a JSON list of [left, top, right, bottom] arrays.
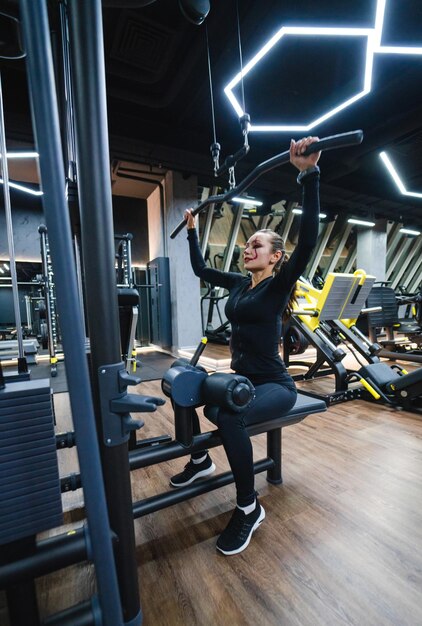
[[0, 65, 28, 379], [1, 2, 365, 624]]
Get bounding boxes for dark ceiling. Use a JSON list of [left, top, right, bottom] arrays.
[[1, 0, 422, 228]]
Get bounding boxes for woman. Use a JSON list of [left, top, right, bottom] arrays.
[[171, 137, 321, 555]]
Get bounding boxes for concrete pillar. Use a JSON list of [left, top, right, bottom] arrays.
[[162, 170, 202, 353], [356, 219, 388, 281]]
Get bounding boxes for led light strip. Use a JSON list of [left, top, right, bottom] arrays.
[[0, 178, 43, 196], [224, 0, 422, 132], [400, 228, 420, 236], [292, 208, 327, 218], [379, 151, 422, 199], [0, 151, 39, 159], [348, 218, 375, 227], [231, 196, 263, 206]]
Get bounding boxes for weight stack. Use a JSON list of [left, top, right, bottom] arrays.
[[0, 379, 63, 545]]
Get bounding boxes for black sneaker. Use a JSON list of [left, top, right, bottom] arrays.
[[170, 455, 216, 488], [216, 500, 265, 555]]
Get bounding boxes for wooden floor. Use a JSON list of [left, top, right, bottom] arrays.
[[1, 356, 422, 625]]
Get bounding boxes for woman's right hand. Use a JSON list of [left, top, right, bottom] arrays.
[[184, 208, 196, 230]]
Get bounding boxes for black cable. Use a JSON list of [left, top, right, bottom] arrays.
[[205, 23, 217, 147], [236, 0, 246, 114], [346, 341, 365, 368]]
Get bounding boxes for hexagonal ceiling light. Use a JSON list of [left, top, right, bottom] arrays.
[[224, 0, 422, 132], [379, 151, 422, 199]]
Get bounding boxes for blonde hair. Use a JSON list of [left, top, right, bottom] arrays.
[[255, 229, 297, 319]]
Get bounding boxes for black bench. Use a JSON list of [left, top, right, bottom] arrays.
[[129, 392, 327, 518]]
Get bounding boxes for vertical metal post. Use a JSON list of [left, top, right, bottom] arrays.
[[409, 257, 422, 293], [0, 72, 27, 374], [342, 244, 356, 273], [386, 237, 413, 280], [278, 201, 297, 242], [222, 203, 244, 273], [3, 537, 40, 626], [323, 222, 353, 277], [266, 429, 282, 484], [404, 243, 422, 291], [386, 222, 403, 265], [73, 233, 87, 334], [200, 186, 218, 256], [19, 2, 124, 625], [306, 218, 336, 281], [216, 203, 243, 298], [66, 0, 142, 623], [59, 2, 77, 182], [257, 213, 271, 230], [392, 236, 422, 290]]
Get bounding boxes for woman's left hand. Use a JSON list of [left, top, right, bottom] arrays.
[[290, 136, 321, 172]]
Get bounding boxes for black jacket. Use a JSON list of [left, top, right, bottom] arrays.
[[188, 172, 320, 384]]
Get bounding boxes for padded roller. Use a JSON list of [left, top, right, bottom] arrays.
[[202, 373, 255, 413], [161, 364, 207, 406]]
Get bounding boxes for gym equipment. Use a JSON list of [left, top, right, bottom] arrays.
[[162, 363, 254, 414], [362, 283, 422, 357], [59, 339, 327, 519], [286, 270, 380, 404], [349, 362, 422, 414], [118, 287, 140, 373], [114, 233, 141, 371], [170, 130, 364, 239], [0, 68, 28, 378], [162, 342, 255, 446], [24, 293, 47, 346], [396, 285, 422, 328], [0, 377, 63, 625], [284, 324, 309, 356], [205, 1, 250, 184], [3, 4, 347, 626], [0, 339, 39, 366], [0, 379, 63, 545], [328, 269, 381, 363], [199, 242, 241, 344], [294, 271, 422, 413], [16, 1, 148, 623], [130, 341, 327, 516], [115, 233, 134, 287], [200, 285, 231, 344]]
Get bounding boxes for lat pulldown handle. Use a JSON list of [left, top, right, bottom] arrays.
[[170, 129, 364, 239]]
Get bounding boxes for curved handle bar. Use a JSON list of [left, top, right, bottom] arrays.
[[170, 130, 363, 239], [216, 144, 250, 177]]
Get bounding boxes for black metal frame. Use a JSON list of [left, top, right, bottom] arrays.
[[285, 316, 362, 405], [17, 1, 127, 624]]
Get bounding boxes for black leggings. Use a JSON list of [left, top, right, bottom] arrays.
[[191, 381, 297, 507]]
